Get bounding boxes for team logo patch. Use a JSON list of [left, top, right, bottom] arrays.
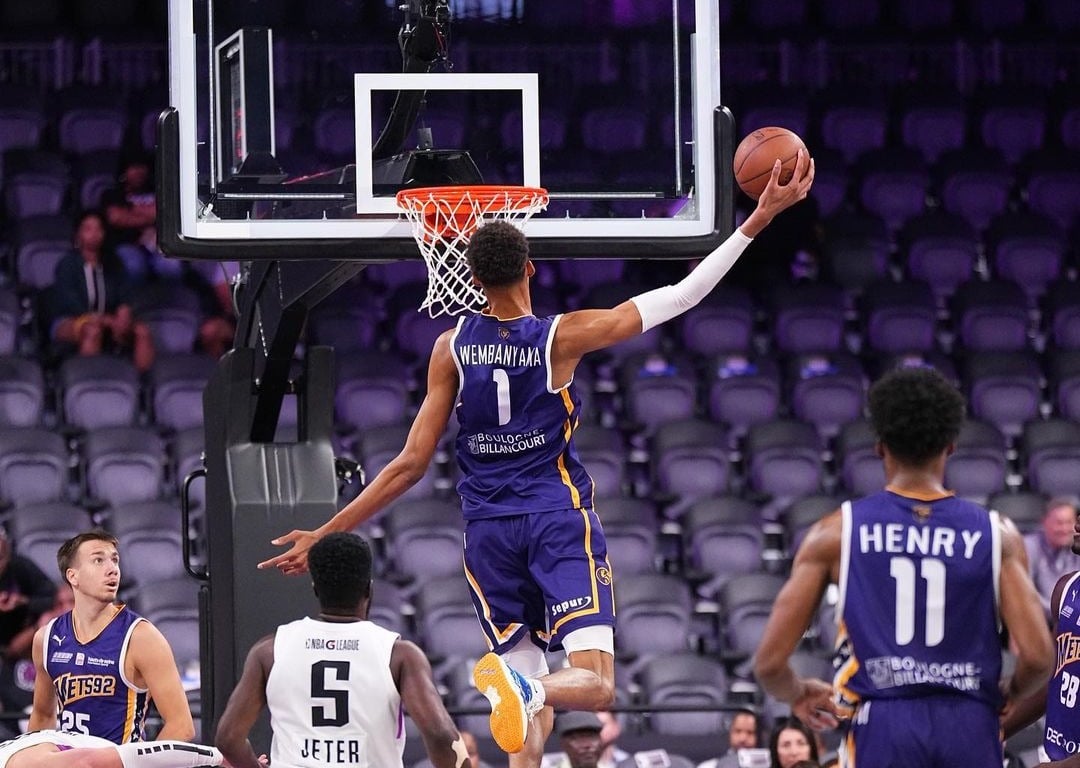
[[498, 327, 511, 340], [911, 504, 932, 522], [595, 566, 612, 586]]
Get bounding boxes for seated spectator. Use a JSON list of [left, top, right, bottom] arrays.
[[186, 260, 239, 359], [697, 708, 762, 768], [1023, 495, 1080, 623], [100, 154, 179, 286], [0, 571, 67, 737], [50, 210, 155, 372], [0, 529, 57, 660], [543, 712, 634, 768], [768, 717, 818, 768]]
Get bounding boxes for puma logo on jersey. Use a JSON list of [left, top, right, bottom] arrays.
[[52, 634, 65, 645]]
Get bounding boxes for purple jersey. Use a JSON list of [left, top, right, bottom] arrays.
[[450, 313, 593, 520], [1044, 571, 1080, 760], [835, 490, 1002, 710], [42, 606, 149, 743]]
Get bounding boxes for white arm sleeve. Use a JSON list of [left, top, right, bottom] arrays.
[[629, 228, 754, 332]]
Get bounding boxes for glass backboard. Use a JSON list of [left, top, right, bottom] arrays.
[[159, 0, 734, 260]]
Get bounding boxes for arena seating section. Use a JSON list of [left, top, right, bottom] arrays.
[[0, 0, 1076, 759]]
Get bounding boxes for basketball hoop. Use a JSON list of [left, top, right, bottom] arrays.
[[396, 185, 549, 317]]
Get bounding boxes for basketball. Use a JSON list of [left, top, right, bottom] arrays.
[[733, 126, 807, 200]]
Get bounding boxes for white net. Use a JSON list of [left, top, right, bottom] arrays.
[[396, 186, 549, 317]]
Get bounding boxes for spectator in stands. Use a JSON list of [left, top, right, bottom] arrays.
[[50, 210, 155, 372], [100, 154, 166, 286], [697, 708, 761, 768], [1023, 495, 1080, 623], [546, 711, 632, 768], [186, 260, 239, 359], [0, 529, 57, 660], [0, 584, 72, 733], [0, 529, 60, 737], [768, 717, 818, 768]]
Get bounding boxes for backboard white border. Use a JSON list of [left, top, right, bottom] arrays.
[[166, 0, 723, 242], [355, 72, 541, 214]]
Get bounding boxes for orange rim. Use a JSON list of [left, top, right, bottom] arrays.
[[395, 184, 548, 209]]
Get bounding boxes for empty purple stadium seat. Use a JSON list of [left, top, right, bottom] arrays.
[[771, 283, 847, 354], [937, 148, 1014, 233], [964, 351, 1043, 438], [707, 353, 782, 439], [1021, 419, 1080, 497], [862, 280, 938, 353], [900, 212, 979, 304], [952, 279, 1030, 351]]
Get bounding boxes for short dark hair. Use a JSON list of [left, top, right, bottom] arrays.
[[57, 530, 119, 585], [465, 221, 529, 288], [308, 532, 372, 612], [867, 367, 966, 466]]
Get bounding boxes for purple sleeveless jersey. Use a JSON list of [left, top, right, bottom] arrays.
[[451, 312, 614, 651], [450, 312, 594, 520], [835, 490, 1004, 767], [42, 606, 150, 743], [1044, 571, 1080, 760]]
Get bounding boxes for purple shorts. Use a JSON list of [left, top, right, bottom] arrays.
[[844, 695, 1002, 767], [463, 508, 616, 653]]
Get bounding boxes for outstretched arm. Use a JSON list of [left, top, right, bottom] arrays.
[[259, 329, 458, 574], [392, 640, 466, 768], [754, 510, 843, 731], [551, 150, 814, 371]]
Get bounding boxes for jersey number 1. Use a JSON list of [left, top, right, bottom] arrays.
[[889, 556, 946, 647], [492, 369, 511, 426]]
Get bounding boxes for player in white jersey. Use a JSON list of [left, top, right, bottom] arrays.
[[216, 532, 468, 768], [0, 728, 221, 768]]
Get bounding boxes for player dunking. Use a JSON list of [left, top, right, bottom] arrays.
[[261, 152, 814, 764], [29, 531, 194, 743], [216, 533, 466, 768], [0, 730, 221, 768], [754, 367, 1053, 767]]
